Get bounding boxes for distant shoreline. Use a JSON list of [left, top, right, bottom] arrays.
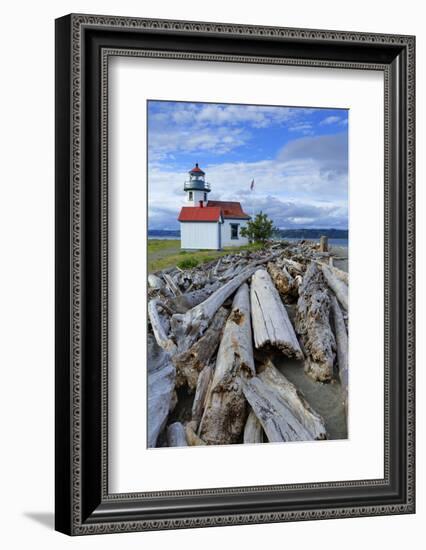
[[148, 234, 348, 247]]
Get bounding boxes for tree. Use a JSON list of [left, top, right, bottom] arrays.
[[240, 211, 276, 244]]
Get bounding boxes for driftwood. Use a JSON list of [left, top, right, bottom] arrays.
[[171, 256, 275, 353], [281, 257, 304, 275], [166, 422, 188, 447], [148, 273, 165, 291], [165, 283, 221, 314], [321, 264, 348, 311], [243, 410, 264, 444], [258, 360, 327, 439], [191, 365, 213, 428], [329, 264, 349, 286], [267, 262, 296, 302], [200, 284, 255, 445], [250, 269, 303, 359], [319, 235, 328, 252], [173, 308, 228, 389], [330, 295, 349, 412], [296, 262, 336, 382], [147, 336, 176, 448], [148, 299, 177, 355], [185, 422, 207, 446], [163, 272, 182, 296], [242, 377, 314, 442]]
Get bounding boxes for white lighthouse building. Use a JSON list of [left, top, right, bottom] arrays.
[[178, 164, 251, 250]]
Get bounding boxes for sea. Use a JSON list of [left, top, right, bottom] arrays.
[[148, 234, 348, 247]]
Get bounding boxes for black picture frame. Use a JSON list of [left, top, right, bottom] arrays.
[[55, 14, 415, 535]]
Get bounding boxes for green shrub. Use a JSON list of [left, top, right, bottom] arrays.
[[177, 257, 200, 269], [201, 256, 216, 264]]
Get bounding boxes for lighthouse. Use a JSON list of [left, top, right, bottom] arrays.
[[178, 163, 251, 250], [184, 163, 210, 206]]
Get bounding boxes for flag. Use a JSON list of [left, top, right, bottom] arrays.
[[250, 179, 255, 191]]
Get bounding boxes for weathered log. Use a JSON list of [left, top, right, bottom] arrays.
[[330, 264, 349, 286], [199, 284, 255, 445], [295, 262, 336, 382], [166, 422, 188, 447], [173, 308, 227, 389], [165, 283, 221, 314], [185, 422, 207, 446], [148, 273, 165, 290], [267, 262, 296, 302], [258, 360, 327, 439], [163, 272, 182, 296], [319, 235, 329, 252], [243, 410, 264, 444], [281, 257, 304, 275], [191, 365, 213, 428], [148, 299, 177, 355], [330, 295, 349, 411], [242, 377, 314, 442], [147, 336, 176, 448], [321, 264, 348, 311], [171, 257, 275, 353], [250, 269, 303, 359]]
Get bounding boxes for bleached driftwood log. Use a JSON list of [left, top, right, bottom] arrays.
[[250, 269, 303, 359], [148, 299, 177, 355], [281, 257, 304, 276], [330, 295, 349, 411], [321, 264, 348, 311], [267, 262, 296, 302], [165, 283, 221, 314], [171, 257, 275, 353], [319, 235, 328, 252], [148, 273, 165, 291], [258, 360, 327, 439], [242, 377, 314, 442], [166, 422, 188, 447], [199, 284, 255, 445], [326, 264, 349, 286], [185, 422, 207, 446], [163, 272, 182, 296], [173, 308, 228, 389], [296, 262, 336, 382], [243, 410, 264, 444], [191, 365, 213, 428], [147, 336, 176, 448]]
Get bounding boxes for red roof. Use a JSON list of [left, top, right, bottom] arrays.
[[207, 201, 251, 219], [189, 163, 205, 175], [178, 206, 222, 222]]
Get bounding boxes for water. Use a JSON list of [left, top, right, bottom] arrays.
[[148, 234, 349, 247], [148, 235, 179, 240], [275, 237, 348, 247]]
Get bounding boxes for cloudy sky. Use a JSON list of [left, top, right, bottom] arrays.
[[147, 100, 348, 231]]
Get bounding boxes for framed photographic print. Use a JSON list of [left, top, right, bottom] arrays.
[[55, 14, 415, 535]]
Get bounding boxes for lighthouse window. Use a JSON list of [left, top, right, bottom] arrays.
[[230, 223, 239, 240], [188, 191, 193, 201], [204, 192, 207, 202]]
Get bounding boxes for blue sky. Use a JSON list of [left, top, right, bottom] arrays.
[[147, 100, 348, 231]]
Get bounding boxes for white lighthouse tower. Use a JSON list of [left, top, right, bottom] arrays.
[[178, 163, 250, 250], [184, 163, 210, 206]]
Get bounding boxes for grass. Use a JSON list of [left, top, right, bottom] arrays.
[[148, 239, 263, 273]]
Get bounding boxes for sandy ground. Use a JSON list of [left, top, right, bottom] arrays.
[[274, 245, 350, 441]]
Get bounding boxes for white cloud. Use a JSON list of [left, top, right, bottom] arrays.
[[148, 151, 348, 230], [320, 115, 341, 125], [148, 126, 249, 160]]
